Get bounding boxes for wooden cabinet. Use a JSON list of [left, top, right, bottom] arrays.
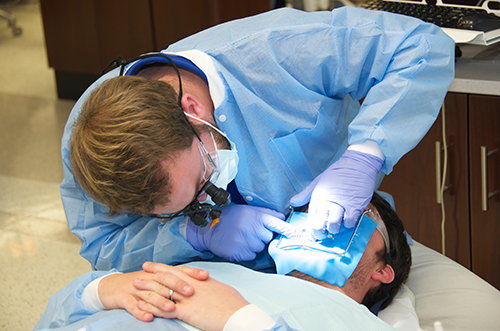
[[40, 0, 155, 99], [40, 0, 271, 99], [379, 93, 500, 290], [151, 0, 271, 49], [469, 95, 500, 290]]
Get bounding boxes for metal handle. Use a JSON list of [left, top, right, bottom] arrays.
[[481, 146, 488, 211], [436, 141, 442, 204], [481, 146, 499, 212]]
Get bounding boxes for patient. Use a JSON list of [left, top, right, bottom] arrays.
[[283, 192, 411, 314], [34, 193, 413, 331]]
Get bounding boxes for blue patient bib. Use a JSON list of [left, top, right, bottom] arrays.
[[269, 212, 377, 287]]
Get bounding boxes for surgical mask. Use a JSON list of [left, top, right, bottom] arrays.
[[210, 140, 238, 188], [269, 211, 377, 287], [184, 113, 239, 205]]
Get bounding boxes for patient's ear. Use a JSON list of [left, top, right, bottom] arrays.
[[372, 264, 395, 284]]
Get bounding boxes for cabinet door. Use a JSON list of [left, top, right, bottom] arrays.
[[469, 95, 500, 290], [41, 0, 155, 75], [152, 0, 271, 48], [378, 93, 470, 268]]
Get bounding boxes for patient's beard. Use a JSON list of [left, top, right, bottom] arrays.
[[286, 270, 347, 297], [286, 252, 381, 305]]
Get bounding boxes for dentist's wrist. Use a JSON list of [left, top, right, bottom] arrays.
[[348, 140, 384, 160], [186, 220, 208, 252]]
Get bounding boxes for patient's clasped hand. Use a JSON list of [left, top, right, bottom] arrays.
[[102, 263, 254, 331]]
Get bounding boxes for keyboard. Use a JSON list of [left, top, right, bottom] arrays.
[[362, 0, 496, 30]]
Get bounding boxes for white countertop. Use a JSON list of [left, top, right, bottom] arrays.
[[449, 42, 500, 96]]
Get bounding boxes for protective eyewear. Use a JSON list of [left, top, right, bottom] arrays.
[[149, 181, 223, 226], [198, 133, 220, 184], [149, 132, 229, 227]]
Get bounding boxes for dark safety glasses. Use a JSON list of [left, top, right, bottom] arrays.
[[149, 182, 225, 227]]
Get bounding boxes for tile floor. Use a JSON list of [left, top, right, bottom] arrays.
[[0, 2, 93, 330]]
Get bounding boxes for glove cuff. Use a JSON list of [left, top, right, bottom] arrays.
[[348, 140, 384, 160], [342, 149, 384, 175]]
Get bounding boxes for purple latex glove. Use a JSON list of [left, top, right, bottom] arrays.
[[186, 204, 300, 262], [290, 149, 384, 239]]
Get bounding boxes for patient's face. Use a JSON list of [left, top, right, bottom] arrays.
[[289, 204, 387, 300]]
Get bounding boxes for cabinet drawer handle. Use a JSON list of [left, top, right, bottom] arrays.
[[436, 141, 442, 204], [481, 146, 499, 211], [481, 146, 488, 211], [436, 140, 450, 204]]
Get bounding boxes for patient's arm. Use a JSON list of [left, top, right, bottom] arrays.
[[136, 262, 252, 331], [98, 263, 209, 322]]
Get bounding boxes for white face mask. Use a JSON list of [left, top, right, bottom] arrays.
[[184, 113, 239, 205]]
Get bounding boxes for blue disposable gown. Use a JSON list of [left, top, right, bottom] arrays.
[[60, 7, 455, 272], [33, 262, 397, 331]]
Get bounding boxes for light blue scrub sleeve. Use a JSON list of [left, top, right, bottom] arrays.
[[34, 269, 190, 331], [165, 7, 455, 174], [33, 270, 110, 330], [59, 72, 213, 272]]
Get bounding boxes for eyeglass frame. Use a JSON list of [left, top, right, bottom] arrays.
[[198, 130, 220, 184], [148, 138, 220, 222]]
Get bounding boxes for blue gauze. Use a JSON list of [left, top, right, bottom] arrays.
[[269, 212, 377, 287]]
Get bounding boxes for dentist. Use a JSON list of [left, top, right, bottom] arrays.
[[61, 7, 454, 272]]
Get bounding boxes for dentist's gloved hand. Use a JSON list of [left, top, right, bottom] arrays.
[[290, 149, 384, 240], [186, 204, 300, 262]]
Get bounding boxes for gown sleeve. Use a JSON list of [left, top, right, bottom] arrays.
[[33, 270, 110, 330], [165, 6, 455, 174]]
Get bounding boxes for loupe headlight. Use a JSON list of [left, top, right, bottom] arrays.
[[181, 200, 222, 227], [150, 181, 230, 227], [201, 181, 230, 207], [185, 181, 229, 227]]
